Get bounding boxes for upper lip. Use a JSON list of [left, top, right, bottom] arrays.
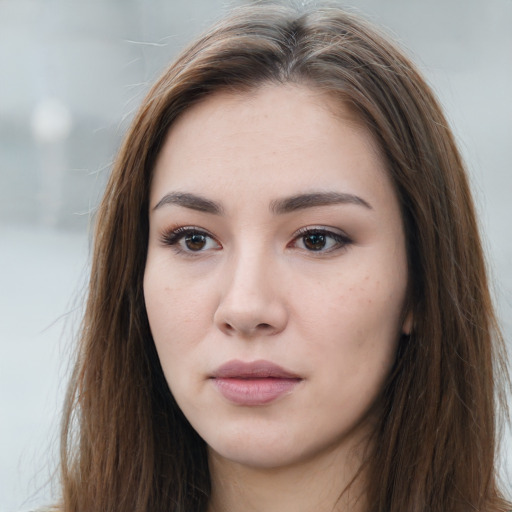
[[211, 359, 301, 379]]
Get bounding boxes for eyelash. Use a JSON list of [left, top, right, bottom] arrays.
[[160, 226, 352, 255]]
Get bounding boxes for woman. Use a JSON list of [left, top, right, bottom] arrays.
[[57, 2, 510, 511]]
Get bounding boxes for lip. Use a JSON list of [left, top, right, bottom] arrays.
[[210, 359, 302, 406]]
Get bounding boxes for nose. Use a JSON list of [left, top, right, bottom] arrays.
[[213, 250, 288, 338]]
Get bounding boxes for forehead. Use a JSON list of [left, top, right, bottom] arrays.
[[150, 85, 393, 211]]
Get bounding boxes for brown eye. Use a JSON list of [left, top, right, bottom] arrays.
[[290, 227, 352, 254], [185, 233, 208, 251], [161, 227, 221, 253], [303, 232, 326, 251]]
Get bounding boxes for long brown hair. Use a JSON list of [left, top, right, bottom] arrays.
[[59, 3, 510, 511]]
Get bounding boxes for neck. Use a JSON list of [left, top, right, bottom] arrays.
[[207, 442, 368, 512]]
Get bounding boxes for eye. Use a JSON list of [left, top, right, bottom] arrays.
[[290, 227, 351, 253], [161, 227, 221, 253]]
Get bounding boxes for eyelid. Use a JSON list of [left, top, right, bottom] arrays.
[[292, 225, 350, 238]]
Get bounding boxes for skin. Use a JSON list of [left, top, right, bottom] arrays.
[[144, 85, 412, 512]]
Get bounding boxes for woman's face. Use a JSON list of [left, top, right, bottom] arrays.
[[144, 85, 411, 470]]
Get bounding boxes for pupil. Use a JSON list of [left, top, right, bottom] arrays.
[[185, 233, 206, 251], [304, 233, 326, 250]]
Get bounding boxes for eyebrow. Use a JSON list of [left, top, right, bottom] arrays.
[[270, 191, 372, 214], [153, 190, 372, 215], [153, 192, 224, 214]]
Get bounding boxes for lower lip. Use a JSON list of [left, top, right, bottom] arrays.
[[212, 377, 301, 405]]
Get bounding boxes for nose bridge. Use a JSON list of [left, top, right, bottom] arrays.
[[230, 243, 270, 298], [214, 240, 287, 336]]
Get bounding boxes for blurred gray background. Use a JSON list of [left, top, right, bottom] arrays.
[[1, 0, 511, 510]]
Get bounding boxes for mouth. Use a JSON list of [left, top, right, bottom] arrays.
[[210, 359, 303, 406]]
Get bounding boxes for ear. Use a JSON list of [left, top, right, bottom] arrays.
[[402, 310, 413, 336]]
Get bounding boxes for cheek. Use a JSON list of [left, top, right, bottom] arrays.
[[296, 269, 404, 330], [291, 261, 406, 371], [302, 276, 403, 418], [144, 269, 212, 406], [143, 264, 214, 362]]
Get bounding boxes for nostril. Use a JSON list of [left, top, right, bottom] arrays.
[[224, 323, 235, 332], [222, 321, 274, 335], [256, 323, 273, 331]]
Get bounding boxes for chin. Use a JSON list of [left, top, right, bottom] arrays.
[[202, 412, 375, 473], [209, 442, 304, 470], [202, 423, 300, 469]]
